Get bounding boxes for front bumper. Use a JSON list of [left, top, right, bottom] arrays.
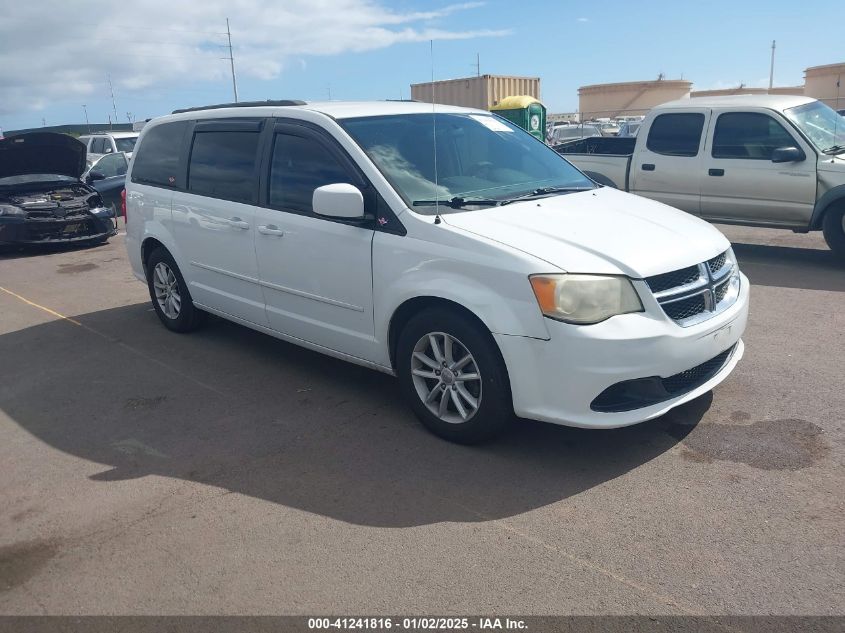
[[0, 208, 115, 245], [495, 272, 749, 428]]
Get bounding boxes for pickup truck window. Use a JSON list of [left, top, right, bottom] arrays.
[[712, 113, 795, 160], [784, 100, 845, 154], [646, 113, 704, 157]]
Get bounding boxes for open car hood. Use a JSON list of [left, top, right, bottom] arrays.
[[0, 132, 87, 180]]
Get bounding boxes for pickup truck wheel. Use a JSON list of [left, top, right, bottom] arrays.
[[822, 206, 845, 259], [146, 247, 207, 332], [397, 308, 512, 444]]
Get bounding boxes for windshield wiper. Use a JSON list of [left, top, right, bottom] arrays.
[[412, 196, 500, 209], [499, 186, 593, 206], [822, 145, 845, 155]]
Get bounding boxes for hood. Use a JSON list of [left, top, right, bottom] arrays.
[[442, 187, 730, 278], [0, 133, 87, 180]]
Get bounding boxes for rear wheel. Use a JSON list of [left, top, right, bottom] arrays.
[[146, 247, 206, 332], [397, 307, 512, 444], [822, 205, 845, 259]]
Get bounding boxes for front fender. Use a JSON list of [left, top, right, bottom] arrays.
[[372, 230, 552, 367], [811, 183, 845, 230]]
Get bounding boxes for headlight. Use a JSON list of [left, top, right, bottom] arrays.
[[529, 274, 643, 324], [0, 204, 25, 217]]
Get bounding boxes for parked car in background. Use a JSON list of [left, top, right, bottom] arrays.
[[556, 95, 845, 257], [0, 133, 116, 247], [79, 131, 139, 165], [837, 109, 845, 116], [617, 121, 642, 137], [551, 124, 601, 144], [126, 100, 747, 444], [83, 151, 128, 216], [597, 122, 620, 136]]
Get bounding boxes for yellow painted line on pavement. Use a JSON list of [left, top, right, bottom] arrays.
[[0, 285, 83, 326], [0, 284, 224, 396]]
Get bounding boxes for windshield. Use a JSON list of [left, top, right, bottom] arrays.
[[784, 101, 845, 153], [340, 113, 594, 212], [115, 136, 138, 152]]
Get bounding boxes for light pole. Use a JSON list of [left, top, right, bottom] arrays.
[[82, 105, 91, 132]]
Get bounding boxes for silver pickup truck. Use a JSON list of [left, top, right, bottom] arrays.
[[556, 95, 845, 257]]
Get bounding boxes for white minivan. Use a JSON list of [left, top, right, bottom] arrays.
[[125, 100, 749, 443]]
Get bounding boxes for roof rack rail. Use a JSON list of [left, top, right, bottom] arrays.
[[171, 100, 307, 114]]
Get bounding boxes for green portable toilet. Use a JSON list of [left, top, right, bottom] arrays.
[[490, 96, 546, 141]]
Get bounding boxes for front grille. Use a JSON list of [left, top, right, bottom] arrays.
[[707, 252, 727, 274], [645, 265, 700, 293], [663, 295, 707, 321], [24, 212, 99, 242], [644, 249, 739, 327], [591, 344, 737, 412]]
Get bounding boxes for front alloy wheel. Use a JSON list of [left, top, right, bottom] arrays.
[[396, 307, 512, 444], [153, 261, 182, 320], [411, 332, 482, 424]]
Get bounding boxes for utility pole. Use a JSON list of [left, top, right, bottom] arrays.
[[474, 53, 480, 77], [769, 40, 776, 90], [82, 105, 90, 132], [126, 112, 132, 124], [226, 18, 239, 103], [108, 75, 119, 126]]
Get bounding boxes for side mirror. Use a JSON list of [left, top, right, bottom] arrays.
[[771, 146, 805, 163], [312, 183, 365, 220], [87, 170, 106, 183]]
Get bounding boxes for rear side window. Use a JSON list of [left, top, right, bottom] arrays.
[[90, 137, 105, 154], [269, 134, 354, 214], [646, 113, 705, 157], [131, 121, 189, 187], [187, 131, 260, 203], [712, 112, 796, 159]]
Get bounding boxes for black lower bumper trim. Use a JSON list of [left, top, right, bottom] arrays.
[[590, 344, 737, 413]]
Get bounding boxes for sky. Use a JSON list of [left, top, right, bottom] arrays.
[[0, 0, 841, 132]]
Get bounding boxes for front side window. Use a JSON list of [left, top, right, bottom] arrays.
[[92, 152, 127, 177], [131, 121, 189, 188], [340, 113, 593, 212], [269, 134, 354, 213], [646, 113, 705, 157], [712, 112, 796, 160], [188, 131, 260, 204]]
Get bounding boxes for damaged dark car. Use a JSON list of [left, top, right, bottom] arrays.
[[0, 132, 116, 248]]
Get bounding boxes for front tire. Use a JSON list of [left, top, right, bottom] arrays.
[[397, 307, 512, 444], [822, 205, 845, 259], [146, 247, 206, 332]]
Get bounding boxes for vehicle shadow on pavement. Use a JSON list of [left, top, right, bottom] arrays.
[[732, 242, 845, 292], [0, 304, 710, 528]]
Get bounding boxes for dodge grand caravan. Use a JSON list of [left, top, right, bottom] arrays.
[[126, 100, 749, 443]]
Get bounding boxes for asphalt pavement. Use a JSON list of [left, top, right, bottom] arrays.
[[0, 225, 842, 616]]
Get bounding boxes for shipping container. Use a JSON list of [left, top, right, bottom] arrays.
[[411, 75, 541, 111]]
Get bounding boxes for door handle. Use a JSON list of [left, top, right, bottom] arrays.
[[641, 163, 655, 171], [229, 217, 250, 230], [258, 224, 285, 236], [708, 168, 725, 177]]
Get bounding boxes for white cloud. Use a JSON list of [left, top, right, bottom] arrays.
[[576, 17, 589, 22], [0, 0, 509, 116]]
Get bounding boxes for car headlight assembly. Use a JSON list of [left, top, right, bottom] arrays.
[[0, 204, 26, 217], [529, 274, 643, 325]]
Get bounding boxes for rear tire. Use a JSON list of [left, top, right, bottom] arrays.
[[146, 247, 207, 332], [396, 307, 512, 444], [822, 205, 845, 260]]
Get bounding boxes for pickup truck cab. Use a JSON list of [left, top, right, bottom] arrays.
[[557, 95, 845, 256], [126, 100, 748, 444]]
